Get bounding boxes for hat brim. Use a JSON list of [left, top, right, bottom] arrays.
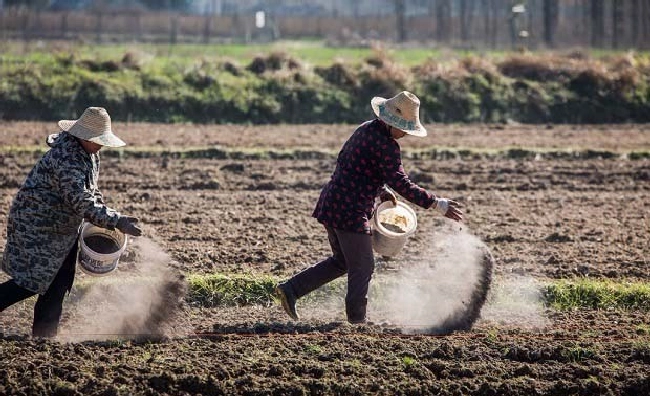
[[58, 119, 76, 131], [58, 119, 126, 148], [88, 133, 126, 148], [371, 96, 427, 137]]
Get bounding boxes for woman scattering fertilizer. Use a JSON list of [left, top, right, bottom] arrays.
[[275, 91, 463, 324], [0, 107, 142, 338]]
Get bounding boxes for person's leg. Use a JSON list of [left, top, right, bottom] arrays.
[[0, 279, 36, 311], [334, 229, 375, 323], [32, 241, 77, 338], [287, 227, 347, 298], [276, 227, 348, 320]]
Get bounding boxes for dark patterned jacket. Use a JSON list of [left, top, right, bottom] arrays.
[[312, 119, 437, 234], [2, 132, 120, 294]]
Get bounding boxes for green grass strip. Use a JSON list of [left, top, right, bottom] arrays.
[[52, 273, 650, 312], [544, 279, 650, 312], [185, 273, 278, 307], [182, 274, 650, 312]]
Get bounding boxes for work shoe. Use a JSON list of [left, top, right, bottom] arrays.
[[346, 299, 367, 325], [275, 282, 299, 320]]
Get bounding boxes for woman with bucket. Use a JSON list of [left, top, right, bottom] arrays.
[[275, 91, 463, 324], [0, 107, 142, 338]]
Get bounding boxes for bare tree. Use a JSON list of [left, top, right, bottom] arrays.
[[580, 0, 590, 47], [436, 0, 451, 43], [645, 0, 650, 49], [543, 0, 558, 47], [482, 0, 499, 49], [631, 0, 641, 47], [395, 0, 406, 42], [591, 0, 605, 48], [612, 0, 624, 48], [526, 0, 537, 50], [90, 0, 108, 43], [459, 0, 476, 43], [202, 0, 213, 44], [490, 0, 503, 49], [352, 1, 359, 18], [482, 0, 490, 46]]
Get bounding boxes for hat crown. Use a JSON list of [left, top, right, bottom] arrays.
[[383, 91, 420, 123], [58, 106, 126, 147], [76, 107, 112, 137], [370, 91, 427, 136]]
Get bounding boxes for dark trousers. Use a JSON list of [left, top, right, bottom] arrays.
[[0, 241, 77, 337], [288, 227, 374, 322]]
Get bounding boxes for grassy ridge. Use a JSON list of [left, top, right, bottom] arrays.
[[1, 46, 649, 124]]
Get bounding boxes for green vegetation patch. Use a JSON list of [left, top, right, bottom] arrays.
[[544, 279, 650, 312], [181, 274, 650, 312], [14, 273, 650, 313], [186, 273, 277, 307]]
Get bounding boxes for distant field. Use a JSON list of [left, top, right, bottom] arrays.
[[1, 39, 441, 66], [2, 39, 647, 67]]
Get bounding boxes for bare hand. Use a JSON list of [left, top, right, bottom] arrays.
[[444, 199, 463, 222], [379, 190, 397, 206]]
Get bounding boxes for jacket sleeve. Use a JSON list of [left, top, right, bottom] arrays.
[[380, 142, 437, 209], [57, 165, 120, 229]]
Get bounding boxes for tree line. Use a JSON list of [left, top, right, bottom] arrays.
[[1, 1, 649, 49]]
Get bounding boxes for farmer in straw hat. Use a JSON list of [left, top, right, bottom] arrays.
[[0, 107, 142, 338], [276, 91, 463, 324]]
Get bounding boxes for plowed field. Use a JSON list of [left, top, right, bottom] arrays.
[[1, 122, 649, 395]]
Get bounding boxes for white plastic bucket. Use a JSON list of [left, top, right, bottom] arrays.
[[371, 201, 418, 257], [77, 222, 127, 276]]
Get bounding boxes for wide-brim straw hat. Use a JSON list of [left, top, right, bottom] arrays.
[[58, 107, 126, 148], [371, 91, 427, 137]]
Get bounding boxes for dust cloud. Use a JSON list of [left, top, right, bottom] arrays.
[[60, 237, 190, 342], [370, 223, 490, 333], [480, 275, 550, 330], [369, 222, 547, 333]]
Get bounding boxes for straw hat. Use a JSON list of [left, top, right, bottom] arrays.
[[371, 91, 427, 137], [58, 107, 126, 147]]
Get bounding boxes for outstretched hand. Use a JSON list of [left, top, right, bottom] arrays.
[[435, 198, 463, 222], [116, 216, 143, 236]]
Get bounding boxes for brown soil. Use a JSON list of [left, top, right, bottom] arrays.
[[1, 122, 649, 395]]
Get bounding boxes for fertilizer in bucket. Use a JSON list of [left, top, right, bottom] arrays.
[[372, 201, 417, 257], [78, 222, 127, 276]]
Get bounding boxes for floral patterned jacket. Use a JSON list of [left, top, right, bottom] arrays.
[[313, 119, 437, 234]]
